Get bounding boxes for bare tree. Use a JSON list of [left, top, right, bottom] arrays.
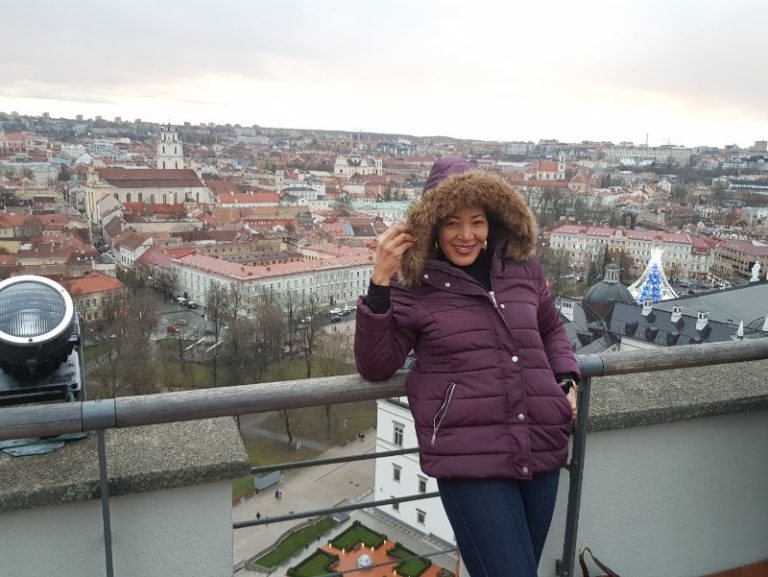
[[539, 245, 572, 296], [220, 283, 248, 384], [205, 280, 228, 386], [269, 361, 295, 445], [315, 331, 354, 437], [254, 301, 284, 381], [298, 293, 322, 379], [87, 291, 159, 397], [156, 267, 179, 302], [333, 192, 353, 217], [281, 290, 301, 354]]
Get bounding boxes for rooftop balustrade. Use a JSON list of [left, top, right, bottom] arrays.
[[1, 339, 767, 577]]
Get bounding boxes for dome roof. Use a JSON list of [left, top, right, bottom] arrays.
[[584, 264, 635, 305]]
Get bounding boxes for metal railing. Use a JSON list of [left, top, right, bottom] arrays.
[[3, 338, 768, 577]]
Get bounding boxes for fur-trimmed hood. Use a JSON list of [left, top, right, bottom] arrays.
[[400, 170, 539, 286]]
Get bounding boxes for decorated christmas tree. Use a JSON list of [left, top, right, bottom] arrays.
[[628, 249, 678, 303]]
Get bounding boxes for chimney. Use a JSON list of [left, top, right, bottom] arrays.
[[696, 311, 710, 331], [641, 301, 653, 316], [670, 305, 683, 323], [560, 300, 575, 322]]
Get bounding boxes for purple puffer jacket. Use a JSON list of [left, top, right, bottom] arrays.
[[355, 170, 579, 480]]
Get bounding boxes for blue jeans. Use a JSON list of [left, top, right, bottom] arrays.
[[437, 471, 559, 577]]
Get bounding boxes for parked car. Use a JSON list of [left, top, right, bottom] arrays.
[[341, 305, 355, 316], [187, 301, 198, 309], [175, 296, 188, 305], [166, 325, 179, 334], [329, 314, 343, 323]]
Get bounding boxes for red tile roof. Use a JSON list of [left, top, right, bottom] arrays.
[[217, 191, 281, 204], [721, 239, 768, 257], [62, 271, 125, 296], [117, 231, 150, 251], [206, 179, 242, 196], [97, 168, 205, 188], [135, 245, 196, 268]]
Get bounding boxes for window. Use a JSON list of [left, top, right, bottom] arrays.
[[418, 476, 427, 494], [393, 422, 404, 447], [416, 509, 426, 525], [392, 464, 401, 482], [392, 497, 399, 512]]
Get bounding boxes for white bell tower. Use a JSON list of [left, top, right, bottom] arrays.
[[157, 125, 184, 169]]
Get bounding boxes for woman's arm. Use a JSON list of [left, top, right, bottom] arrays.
[[355, 284, 419, 382]]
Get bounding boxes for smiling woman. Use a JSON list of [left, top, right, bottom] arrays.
[[436, 206, 489, 267], [355, 158, 580, 577]]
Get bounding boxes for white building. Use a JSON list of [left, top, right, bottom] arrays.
[[374, 398, 455, 545], [603, 146, 692, 166], [334, 155, 383, 178], [157, 125, 184, 170], [172, 246, 374, 312], [83, 167, 213, 224], [550, 225, 713, 278], [281, 184, 325, 201]]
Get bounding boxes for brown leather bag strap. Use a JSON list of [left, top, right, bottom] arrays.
[[578, 547, 621, 577]]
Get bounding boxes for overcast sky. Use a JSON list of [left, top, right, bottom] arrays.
[[1, 0, 766, 147]]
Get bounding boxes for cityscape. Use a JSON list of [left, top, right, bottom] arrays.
[[0, 109, 767, 577]]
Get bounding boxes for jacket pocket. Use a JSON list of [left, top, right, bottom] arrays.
[[431, 382, 457, 445]]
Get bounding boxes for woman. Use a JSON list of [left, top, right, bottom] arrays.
[[354, 157, 579, 577]]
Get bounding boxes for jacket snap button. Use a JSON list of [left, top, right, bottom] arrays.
[[444, 282, 451, 287], [522, 466, 529, 474], [500, 304, 505, 309], [517, 413, 525, 421], [511, 355, 519, 362], [423, 274, 429, 279]]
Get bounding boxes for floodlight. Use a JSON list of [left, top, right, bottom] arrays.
[[0, 275, 82, 406]]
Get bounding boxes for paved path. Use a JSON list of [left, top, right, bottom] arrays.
[[232, 430, 376, 568]]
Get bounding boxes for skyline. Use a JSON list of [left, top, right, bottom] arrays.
[[1, 0, 767, 148]]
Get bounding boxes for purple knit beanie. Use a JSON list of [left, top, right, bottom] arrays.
[[423, 157, 472, 194]]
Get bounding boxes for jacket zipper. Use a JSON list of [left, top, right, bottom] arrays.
[[431, 382, 457, 445], [489, 290, 498, 309]]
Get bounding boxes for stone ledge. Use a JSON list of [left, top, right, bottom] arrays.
[[587, 358, 768, 431], [0, 417, 250, 513]]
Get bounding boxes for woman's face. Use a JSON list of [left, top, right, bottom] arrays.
[[437, 205, 489, 266]]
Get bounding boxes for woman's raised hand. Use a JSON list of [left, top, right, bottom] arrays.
[[371, 224, 415, 286]]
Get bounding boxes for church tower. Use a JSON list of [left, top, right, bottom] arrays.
[[157, 125, 184, 169]]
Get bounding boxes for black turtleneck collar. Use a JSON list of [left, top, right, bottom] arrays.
[[441, 247, 492, 291]]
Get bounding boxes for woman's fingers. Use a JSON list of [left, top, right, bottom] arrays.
[[567, 389, 578, 421]]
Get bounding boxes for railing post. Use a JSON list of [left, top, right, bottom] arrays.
[[96, 430, 115, 577], [557, 351, 602, 577]]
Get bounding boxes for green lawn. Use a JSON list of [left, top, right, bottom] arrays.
[[232, 475, 254, 499], [388, 544, 432, 577], [259, 400, 377, 445], [288, 549, 339, 577], [254, 517, 338, 569], [330, 522, 387, 550]]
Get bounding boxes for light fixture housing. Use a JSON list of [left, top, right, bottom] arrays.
[[0, 275, 77, 380]]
